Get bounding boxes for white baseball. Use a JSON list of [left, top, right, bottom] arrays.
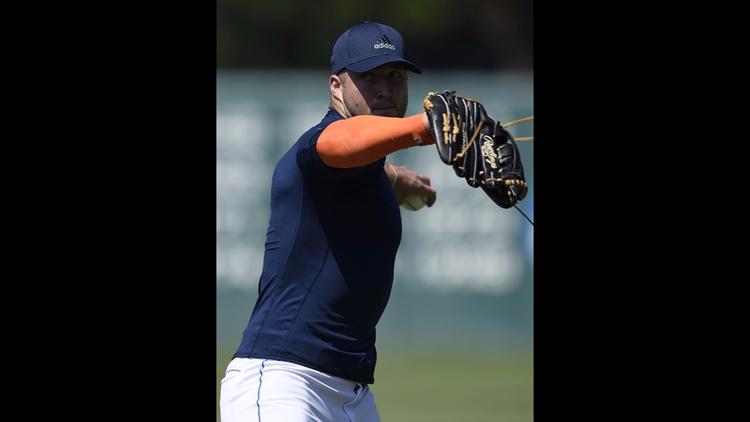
[[401, 194, 428, 211]]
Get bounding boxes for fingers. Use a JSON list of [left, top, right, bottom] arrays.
[[425, 190, 437, 207], [416, 173, 432, 186], [413, 173, 437, 207], [390, 165, 437, 208]]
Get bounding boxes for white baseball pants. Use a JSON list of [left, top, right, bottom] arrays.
[[220, 358, 381, 422]]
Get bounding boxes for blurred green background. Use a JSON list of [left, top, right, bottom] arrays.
[[217, 0, 533, 71], [217, 1, 533, 421]]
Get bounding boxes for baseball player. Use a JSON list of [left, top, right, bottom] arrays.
[[219, 20, 529, 422], [219, 21, 437, 422]]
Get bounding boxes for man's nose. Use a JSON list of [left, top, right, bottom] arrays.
[[375, 78, 391, 98]]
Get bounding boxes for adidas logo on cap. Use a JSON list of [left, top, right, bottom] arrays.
[[373, 35, 396, 50]]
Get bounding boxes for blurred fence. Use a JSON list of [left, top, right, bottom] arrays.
[[217, 69, 534, 352]]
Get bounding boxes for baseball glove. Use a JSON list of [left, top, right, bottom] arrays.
[[422, 90, 530, 209]]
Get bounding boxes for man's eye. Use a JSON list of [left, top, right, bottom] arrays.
[[389, 72, 402, 79]]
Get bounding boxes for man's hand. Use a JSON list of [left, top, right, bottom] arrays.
[[385, 163, 437, 208]]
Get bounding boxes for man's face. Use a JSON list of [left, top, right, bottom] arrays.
[[339, 63, 409, 118]]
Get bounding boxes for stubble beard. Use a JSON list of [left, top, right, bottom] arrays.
[[341, 86, 408, 118]]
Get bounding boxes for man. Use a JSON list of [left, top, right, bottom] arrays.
[[219, 21, 437, 422]]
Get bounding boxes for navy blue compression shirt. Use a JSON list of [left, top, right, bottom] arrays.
[[232, 108, 402, 384]]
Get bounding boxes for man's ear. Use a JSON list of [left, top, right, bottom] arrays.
[[330, 74, 343, 101]]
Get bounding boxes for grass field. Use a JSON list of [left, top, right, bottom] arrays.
[[216, 348, 533, 421]]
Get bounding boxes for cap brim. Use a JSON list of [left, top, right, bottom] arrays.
[[343, 54, 422, 74]]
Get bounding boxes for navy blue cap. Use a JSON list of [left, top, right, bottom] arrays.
[[331, 21, 422, 75]]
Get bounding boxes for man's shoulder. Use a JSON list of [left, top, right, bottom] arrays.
[[297, 109, 344, 144]]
